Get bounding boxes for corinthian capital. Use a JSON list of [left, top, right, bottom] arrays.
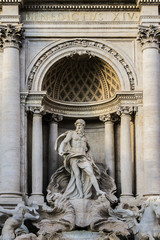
[[99, 113, 119, 123], [44, 114, 63, 123], [137, 25, 160, 47], [29, 106, 46, 116], [0, 24, 24, 49], [117, 106, 134, 116], [99, 114, 112, 122]]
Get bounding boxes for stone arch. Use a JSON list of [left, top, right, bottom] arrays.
[[26, 39, 137, 92], [42, 55, 121, 102]]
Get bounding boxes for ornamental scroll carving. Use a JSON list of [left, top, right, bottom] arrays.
[[0, 24, 24, 49], [27, 39, 135, 91], [137, 25, 160, 47], [117, 106, 134, 116], [99, 113, 119, 123], [29, 106, 46, 115]]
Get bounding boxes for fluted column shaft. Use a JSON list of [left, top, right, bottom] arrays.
[[0, 25, 23, 198], [30, 107, 44, 204], [138, 25, 160, 195], [120, 107, 133, 198]]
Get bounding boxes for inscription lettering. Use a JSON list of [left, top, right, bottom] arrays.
[[113, 13, 120, 21], [24, 12, 139, 22], [127, 12, 135, 20]]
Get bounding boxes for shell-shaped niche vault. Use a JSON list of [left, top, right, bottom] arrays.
[[42, 54, 121, 103]]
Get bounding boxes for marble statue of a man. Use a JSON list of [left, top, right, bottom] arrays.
[[55, 119, 105, 199], [47, 119, 117, 202]]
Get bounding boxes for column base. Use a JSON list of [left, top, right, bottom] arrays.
[[29, 194, 44, 205], [120, 194, 134, 203], [0, 192, 23, 207], [142, 193, 160, 201]]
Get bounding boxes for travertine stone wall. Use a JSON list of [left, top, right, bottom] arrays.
[[0, 2, 159, 205]]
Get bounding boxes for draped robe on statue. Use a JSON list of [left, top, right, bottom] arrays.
[[55, 131, 101, 199], [47, 131, 117, 203]]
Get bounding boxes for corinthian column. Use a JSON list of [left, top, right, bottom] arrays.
[[48, 114, 63, 179], [137, 25, 160, 196], [29, 106, 45, 204], [0, 25, 24, 201], [119, 106, 133, 199], [99, 114, 115, 179]]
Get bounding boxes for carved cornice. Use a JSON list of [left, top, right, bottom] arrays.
[[27, 39, 135, 91], [137, 25, 160, 47], [0, 24, 24, 49], [20, 91, 47, 114], [23, 4, 139, 11], [138, 0, 160, 4], [0, 0, 24, 7], [21, 91, 142, 118]]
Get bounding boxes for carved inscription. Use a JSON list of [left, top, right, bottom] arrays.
[[23, 11, 139, 22]]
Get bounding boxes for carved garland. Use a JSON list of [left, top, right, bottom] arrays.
[[27, 39, 135, 91]]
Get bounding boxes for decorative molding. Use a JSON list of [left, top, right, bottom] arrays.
[[0, 0, 24, 6], [27, 39, 135, 91], [140, 15, 160, 20], [29, 105, 46, 115], [117, 106, 134, 115], [44, 113, 63, 123], [99, 113, 112, 122], [138, 0, 160, 4], [99, 113, 119, 123], [21, 91, 142, 118], [0, 15, 21, 24], [23, 4, 139, 11], [20, 91, 47, 113], [0, 24, 24, 49], [137, 25, 160, 47]]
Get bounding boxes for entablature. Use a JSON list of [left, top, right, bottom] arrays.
[[21, 91, 143, 118]]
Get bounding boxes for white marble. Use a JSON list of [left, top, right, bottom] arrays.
[[48, 120, 58, 178], [30, 111, 44, 204], [142, 42, 160, 196], [135, 106, 144, 196], [120, 110, 133, 198], [0, 46, 21, 197], [104, 120, 115, 179]]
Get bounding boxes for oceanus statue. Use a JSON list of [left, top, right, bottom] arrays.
[[47, 119, 117, 202]]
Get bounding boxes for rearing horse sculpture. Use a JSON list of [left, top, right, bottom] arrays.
[[113, 197, 160, 240]]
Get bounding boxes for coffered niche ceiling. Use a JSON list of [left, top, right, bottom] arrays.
[[42, 55, 121, 103]]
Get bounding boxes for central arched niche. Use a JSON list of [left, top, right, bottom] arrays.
[[42, 54, 121, 103], [40, 54, 121, 198]]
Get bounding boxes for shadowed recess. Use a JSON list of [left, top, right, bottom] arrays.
[[42, 55, 121, 103]]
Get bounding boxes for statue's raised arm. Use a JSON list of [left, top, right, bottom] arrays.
[[48, 119, 117, 202]]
